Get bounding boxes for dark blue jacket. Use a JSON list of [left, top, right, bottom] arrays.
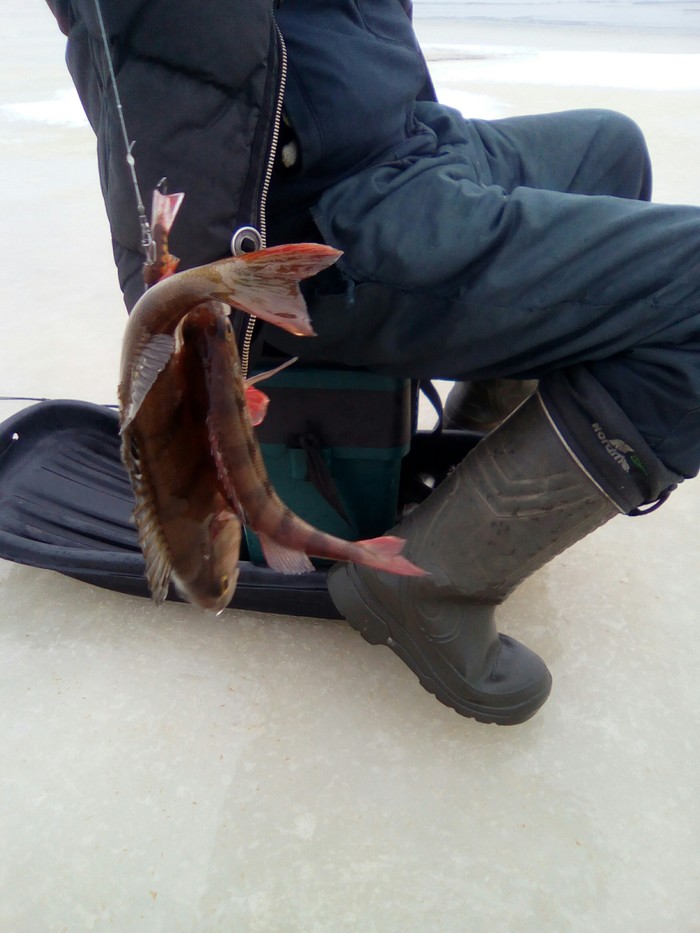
[[45, 1, 433, 311], [273, 1, 433, 212]]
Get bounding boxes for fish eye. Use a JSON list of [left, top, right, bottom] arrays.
[[220, 574, 229, 592]]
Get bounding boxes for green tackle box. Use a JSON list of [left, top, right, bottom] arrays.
[[244, 367, 412, 566]]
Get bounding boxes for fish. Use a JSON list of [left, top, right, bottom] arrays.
[[140, 186, 287, 427], [119, 197, 425, 612], [121, 298, 307, 611], [122, 300, 243, 610], [185, 303, 426, 579], [120, 241, 339, 432]]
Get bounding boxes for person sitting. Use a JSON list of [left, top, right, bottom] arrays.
[[47, 0, 697, 724]]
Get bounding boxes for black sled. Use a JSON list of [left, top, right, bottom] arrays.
[[0, 374, 480, 618]]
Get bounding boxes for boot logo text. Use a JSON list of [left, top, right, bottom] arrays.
[[591, 423, 646, 475]]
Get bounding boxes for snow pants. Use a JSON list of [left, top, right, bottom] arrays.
[[265, 103, 700, 485]]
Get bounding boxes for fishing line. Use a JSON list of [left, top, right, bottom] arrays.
[[2, 11, 150, 419], [92, 0, 155, 263], [0, 396, 49, 403], [0, 396, 118, 408]]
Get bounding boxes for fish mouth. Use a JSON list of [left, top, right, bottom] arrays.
[[171, 568, 240, 615]]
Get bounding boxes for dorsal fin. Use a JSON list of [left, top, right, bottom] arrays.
[[135, 498, 173, 605], [120, 434, 173, 603]]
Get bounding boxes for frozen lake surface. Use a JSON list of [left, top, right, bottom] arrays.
[[414, 0, 700, 32], [0, 4, 698, 932]]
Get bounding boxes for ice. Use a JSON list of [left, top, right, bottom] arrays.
[[425, 46, 700, 91], [1, 89, 88, 128], [0, 5, 698, 932]]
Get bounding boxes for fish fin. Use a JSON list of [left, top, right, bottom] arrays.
[[213, 243, 341, 336], [139, 514, 173, 605], [151, 189, 184, 234], [245, 356, 299, 388], [245, 385, 269, 427], [206, 413, 245, 516], [244, 356, 298, 426], [122, 437, 173, 604], [258, 533, 315, 575], [121, 333, 176, 430], [143, 190, 185, 286], [355, 535, 428, 577]]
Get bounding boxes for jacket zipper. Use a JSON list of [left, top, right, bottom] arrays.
[[240, 21, 288, 379]]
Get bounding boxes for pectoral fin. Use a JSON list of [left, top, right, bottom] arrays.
[[121, 333, 176, 430], [245, 356, 299, 389], [244, 357, 298, 426], [245, 386, 270, 427]]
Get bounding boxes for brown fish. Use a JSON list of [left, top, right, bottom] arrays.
[[187, 303, 426, 579], [126, 190, 246, 609], [122, 301, 243, 610], [119, 240, 342, 608], [120, 241, 339, 433], [119, 227, 425, 610]]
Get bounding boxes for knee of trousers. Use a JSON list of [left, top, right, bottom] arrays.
[[592, 109, 652, 200]]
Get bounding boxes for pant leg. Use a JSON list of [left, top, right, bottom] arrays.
[[266, 109, 700, 479], [470, 108, 652, 200], [442, 107, 653, 439], [272, 194, 700, 478]]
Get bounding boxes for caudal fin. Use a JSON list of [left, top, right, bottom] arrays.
[[211, 243, 342, 337], [151, 189, 185, 235], [354, 535, 427, 577], [144, 189, 185, 286]]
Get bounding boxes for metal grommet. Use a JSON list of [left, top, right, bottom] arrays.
[[230, 226, 263, 256]]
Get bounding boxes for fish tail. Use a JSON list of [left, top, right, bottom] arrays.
[[151, 189, 185, 234], [213, 243, 342, 336], [257, 526, 426, 578], [258, 517, 427, 578], [352, 535, 427, 577], [237, 242, 342, 280], [143, 189, 185, 286]]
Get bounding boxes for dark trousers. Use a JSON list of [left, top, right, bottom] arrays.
[[267, 105, 700, 480]]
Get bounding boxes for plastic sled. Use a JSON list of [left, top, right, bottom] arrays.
[[0, 397, 481, 618]]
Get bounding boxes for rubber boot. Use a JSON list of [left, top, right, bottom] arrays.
[[328, 382, 679, 725], [443, 378, 539, 432]]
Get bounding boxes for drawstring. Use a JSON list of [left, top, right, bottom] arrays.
[[629, 485, 678, 516]]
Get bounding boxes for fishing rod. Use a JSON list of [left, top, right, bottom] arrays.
[[92, 0, 155, 264]]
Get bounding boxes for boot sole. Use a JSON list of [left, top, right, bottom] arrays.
[[328, 564, 552, 726]]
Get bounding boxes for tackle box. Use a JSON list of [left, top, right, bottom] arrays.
[[244, 366, 412, 565]]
